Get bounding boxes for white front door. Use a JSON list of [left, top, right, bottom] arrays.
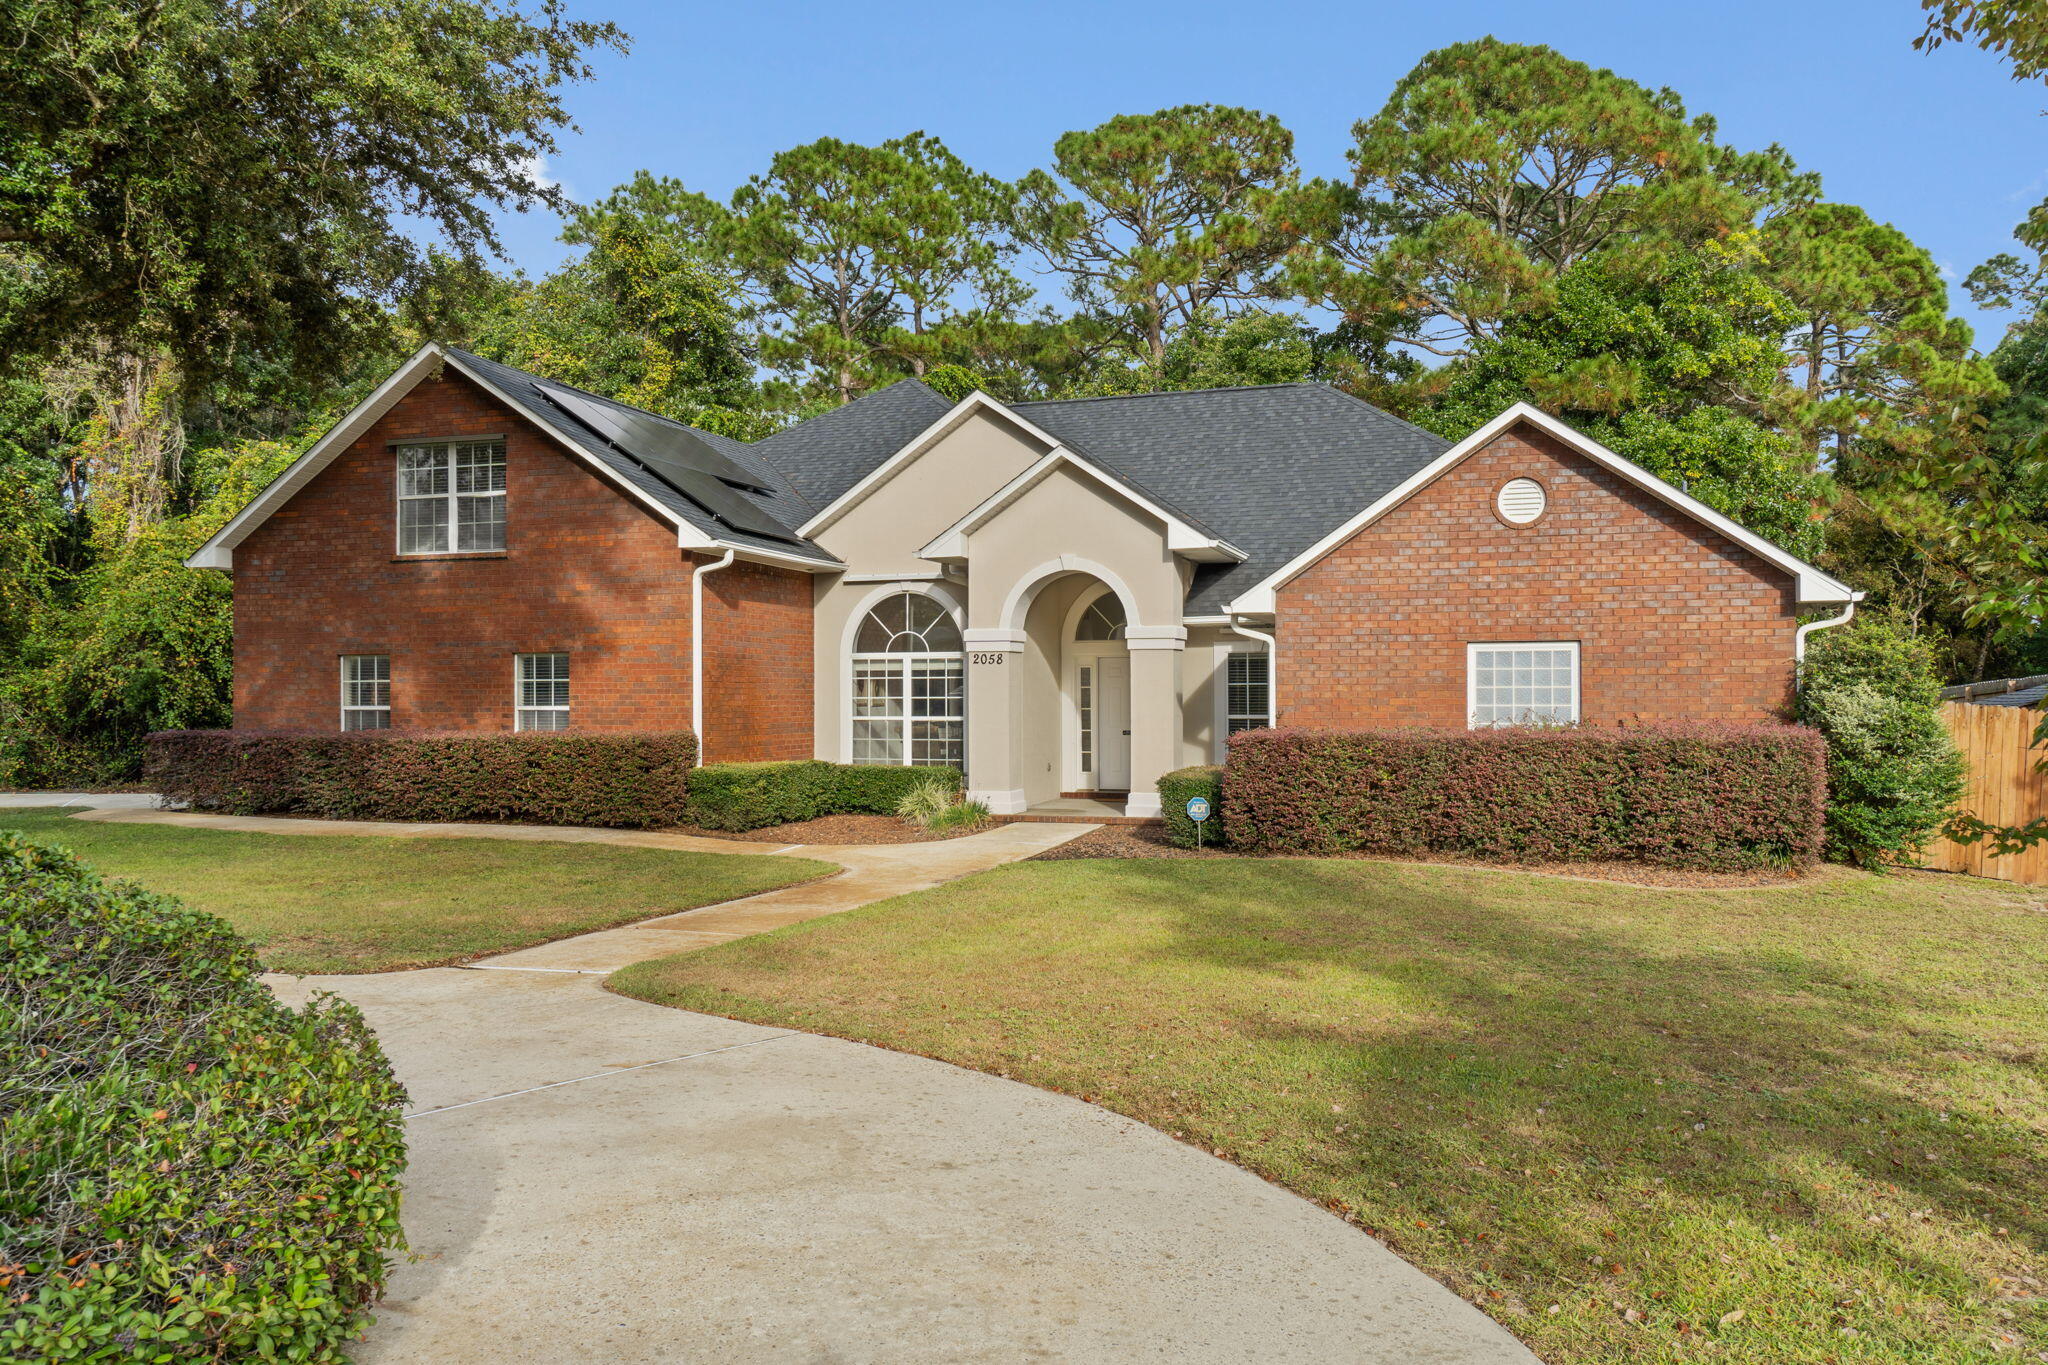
[[1097, 654, 1131, 791]]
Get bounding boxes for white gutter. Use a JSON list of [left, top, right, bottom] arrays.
[[1793, 596, 1862, 690], [691, 549, 737, 765], [1227, 616, 1279, 729]]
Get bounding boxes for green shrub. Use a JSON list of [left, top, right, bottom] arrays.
[[1796, 619, 1967, 867], [829, 763, 963, 816], [0, 834, 407, 1362], [1159, 765, 1225, 848], [686, 760, 962, 832], [146, 729, 698, 828], [1225, 725, 1825, 870]]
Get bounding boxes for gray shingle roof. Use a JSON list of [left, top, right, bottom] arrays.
[[748, 378, 957, 510], [444, 347, 840, 565], [1013, 384, 1453, 615], [445, 349, 1457, 610]]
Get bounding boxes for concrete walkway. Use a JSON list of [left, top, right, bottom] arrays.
[[15, 796, 1536, 1363], [69, 804, 1087, 974]]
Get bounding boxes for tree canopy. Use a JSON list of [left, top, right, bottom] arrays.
[[3, 25, 2046, 782], [0, 0, 625, 381], [1017, 105, 1310, 371]]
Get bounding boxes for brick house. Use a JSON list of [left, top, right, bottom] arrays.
[[189, 343, 1860, 817]]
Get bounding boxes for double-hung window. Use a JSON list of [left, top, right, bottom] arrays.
[[397, 440, 505, 554], [340, 655, 390, 731], [1225, 652, 1270, 735], [1468, 642, 1579, 727], [515, 653, 570, 731]]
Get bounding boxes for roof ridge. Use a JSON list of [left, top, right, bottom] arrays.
[[444, 344, 766, 449], [1011, 381, 1328, 408], [1310, 383, 1459, 447]]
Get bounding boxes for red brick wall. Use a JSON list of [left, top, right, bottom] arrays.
[[702, 558, 813, 762], [232, 365, 813, 757], [1277, 422, 1802, 728]]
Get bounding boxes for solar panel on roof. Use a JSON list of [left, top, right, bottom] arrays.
[[536, 387, 803, 544], [666, 466, 805, 543], [539, 386, 769, 493]]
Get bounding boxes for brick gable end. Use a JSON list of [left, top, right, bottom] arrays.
[[231, 366, 812, 757], [1276, 422, 1801, 728]]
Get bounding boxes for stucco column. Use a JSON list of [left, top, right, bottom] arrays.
[[962, 627, 1027, 814], [1123, 626, 1185, 818]]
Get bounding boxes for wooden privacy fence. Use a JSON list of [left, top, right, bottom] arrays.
[[1920, 701, 2048, 886]]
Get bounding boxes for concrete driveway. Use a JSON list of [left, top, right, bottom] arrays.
[[270, 966, 1534, 1364], [13, 796, 1534, 1361]]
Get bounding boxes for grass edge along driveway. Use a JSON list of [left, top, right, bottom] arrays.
[[0, 807, 833, 974], [609, 855, 2048, 1365]]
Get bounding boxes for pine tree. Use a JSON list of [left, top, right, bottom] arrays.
[[1016, 105, 1310, 370]]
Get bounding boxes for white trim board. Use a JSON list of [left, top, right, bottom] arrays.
[[918, 446, 1243, 564], [797, 390, 1066, 539], [1222, 402, 1860, 613], [801, 389, 1241, 564], [186, 343, 837, 574]]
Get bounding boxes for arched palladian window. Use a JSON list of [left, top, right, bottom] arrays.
[[1073, 591, 1127, 641], [850, 590, 964, 767]]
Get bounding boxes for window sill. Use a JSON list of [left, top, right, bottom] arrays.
[[390, 552, 508, 563]]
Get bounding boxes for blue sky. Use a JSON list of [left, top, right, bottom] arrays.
[[494, 0, 2048, 353]]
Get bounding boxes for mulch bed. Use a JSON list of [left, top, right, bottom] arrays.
[[1027, 823, 1823, 888], [667, 813, 988, 845]]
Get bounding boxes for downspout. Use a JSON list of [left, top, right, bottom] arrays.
[[1793, 596, 1860, 692], [1226, 615, 1279, 729], [691, 548, 737, 765]]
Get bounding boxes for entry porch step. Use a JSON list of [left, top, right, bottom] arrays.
[[1001, 795, 1161, 826]]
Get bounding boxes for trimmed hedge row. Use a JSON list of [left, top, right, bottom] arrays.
[[146, 730, 699, 828], [0, 834, 407, 1361], [1159, 765, 1226, 848], [1223, 725, 1826, 870], [684, 760, 962, 831]]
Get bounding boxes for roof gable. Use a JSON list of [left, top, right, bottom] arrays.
[[1224, 402, 1858, 613], [187, 345, 840, 572], [751, 379, 955, 512]]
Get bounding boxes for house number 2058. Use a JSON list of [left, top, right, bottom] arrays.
[[969, 652, 1006, 665]]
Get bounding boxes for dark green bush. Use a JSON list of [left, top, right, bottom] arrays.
[[1159, 765, 1225, 848], [1795, 618, 1968, 867], [1225, 724, 1826, 870], [0, 834, 407, 1362], [684, 761, 961, 831], [146, 729, 698, 828]]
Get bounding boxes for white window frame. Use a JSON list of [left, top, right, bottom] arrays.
[[514, 652, 571, 731], [845, 587, 966, 768], [339, 654, 390, 731], [1212, 643, 1271, 759], [1466, 641, 1581, 729], [1225, 651, 1271, 735], [395, 438, 506, 556]]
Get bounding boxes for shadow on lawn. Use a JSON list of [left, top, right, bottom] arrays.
[[1098, 857, 2045, 1338]]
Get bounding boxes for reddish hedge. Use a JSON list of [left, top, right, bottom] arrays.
[[1222, 725, 1826, 870], [146, 730, 699, 828]]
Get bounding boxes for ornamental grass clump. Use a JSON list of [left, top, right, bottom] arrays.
[[0, 834, 408, 1362], [896, 778, 989, 831]]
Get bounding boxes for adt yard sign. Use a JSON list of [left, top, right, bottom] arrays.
[[1185, 796, 1211, 823]]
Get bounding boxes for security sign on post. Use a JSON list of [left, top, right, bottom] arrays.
[[1185, 795, 1211, 848]]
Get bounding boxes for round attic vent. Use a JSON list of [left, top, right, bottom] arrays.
[[1496, 477, 1547, 525]]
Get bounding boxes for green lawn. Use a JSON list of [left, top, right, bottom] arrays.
[[610, 857, 2048, 1364], [1, 808, 833, 974]]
